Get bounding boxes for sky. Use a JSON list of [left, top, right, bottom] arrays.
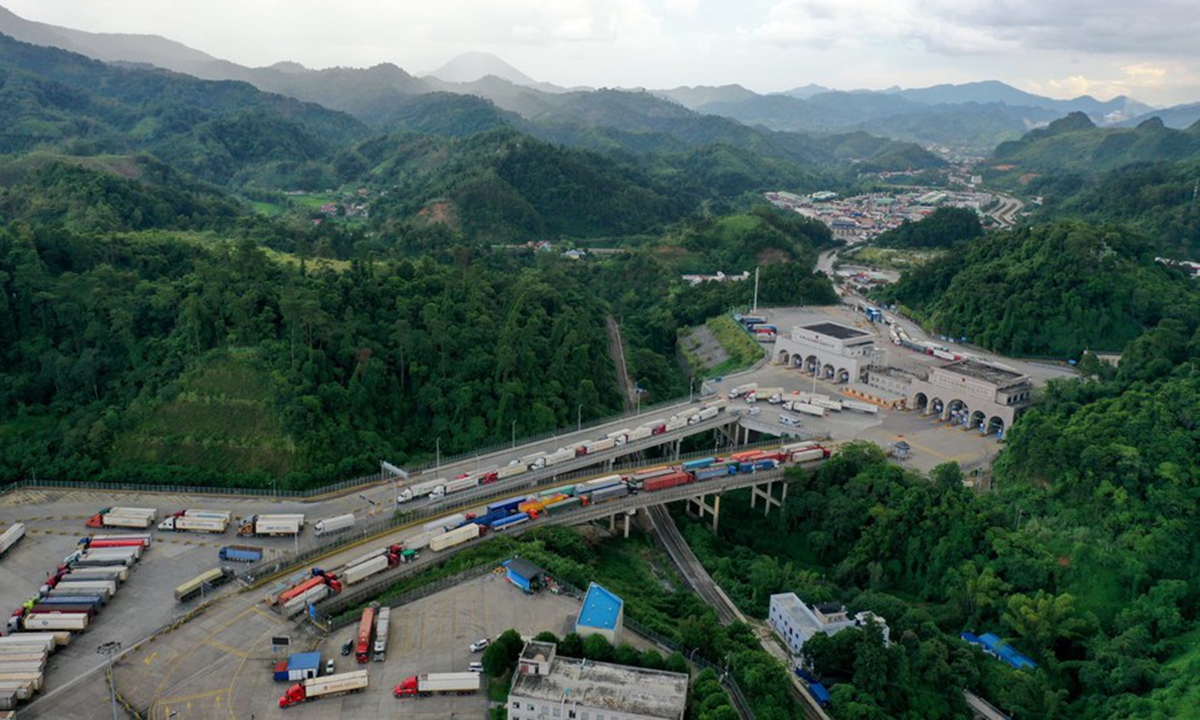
[[6, 0, 1200, 106]]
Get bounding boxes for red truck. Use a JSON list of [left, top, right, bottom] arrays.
[[355, 603, 378, 663]]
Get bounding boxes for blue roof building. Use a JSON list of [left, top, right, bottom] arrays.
[[273, 651, 321, 681], [503, 558, 545, 594], [575, 582, 625, 644]]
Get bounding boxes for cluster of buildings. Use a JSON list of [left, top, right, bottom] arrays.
[[773, 319, 1033, 435], [769, 592, 890, 659], [764, 189, 995, 241]]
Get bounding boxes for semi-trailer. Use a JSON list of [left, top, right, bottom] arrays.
[[355, 605, 377, 663], [341, 546, 392, 571], [542, 448, 576, 467], [276, 571, 343, 607], [314, 514, 356, 537], [85, 507, 156, 529], [401, 528, 446, 552], [788, 402, 828, 418], [638, 471, 693, 492], [179, 509, 232, 522], [422, 513, 471, 534], [688, 406, 719, 424], [496, 462, 527, 480], [32, 595, 104, 612], [13, 612, 89, 632], [428, 524, 481, 552], [281, 584, 331, 617], [841, 399, 879, 414], [62, 554, 133, 569], [0, 673, 43, 693], [45, 587, 111, 604], [584, 484, 629, 504], [42, 578, 117, 597], [575, 474, 623, 494], [396, 479, 444, 503], [278, 670, 369, 707], [237, 515, 302, 537], [218, 545, 263, 563], [729, 383, 758, 398], [343, 555, 392, 585], [393, 672, 480, 698], [25, 603, 96, 619], [0, 524, 26, 558], [372, 607, 390, 662], [440, 476, 477, 496], [58, 566, 128, 582], [693, 464, 736, 481], [158, 516, 228, 533]]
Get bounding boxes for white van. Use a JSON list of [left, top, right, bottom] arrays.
[[780, 413, 802, 427], [469, 662, 484, 673]]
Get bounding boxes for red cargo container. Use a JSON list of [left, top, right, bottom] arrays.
[[84, 538, 147, 549], [356, 604, 377, 663], [642, 471, 693, 493]]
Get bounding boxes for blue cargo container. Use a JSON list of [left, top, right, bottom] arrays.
[[808, 683, 832, 707], [693, 464, 735, 481], [491, 513, 530, 531], [219, 545, 263, 562], [487, 498, 525, 516], [738, 459, 777, 473], [34, 594, 103, 612], [586, 485, 629, 504], [681, 457, 717, 471], [475, 509, 510, 528]]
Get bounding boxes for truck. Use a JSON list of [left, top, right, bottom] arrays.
[[401, 528, 446, 552], [579, 437, 616, 455], [158, 515, 228, 533], [0, 524, 26, 558], [85, 533, 152, 547], [276, 570, 343, 607], [576, 474, 624, 495], [33, 595, 104, 611], [372, 607, 390, 662], [314, 514, 356, 537], [496, 462, 527, 480], [355, 604, 377, 663], [745, 387, 783, 404], [238, 515, 303, 537], [542, 447, 576, 467], [520, 451, 547, 469], [440, 476, 477, 496], [637, 471, 693, 492], [76, 543, 143, 559], [278, 670, 369, 707], [84, 506, 157, 529], [429, 523, 482, 552], [688, 406, 719, 424], [490, 513, 530, 531], [58, 565, 128, 582], [394, 672, 480, 698], [219, 545, 263, 563], [809, 396, 843, 411], [625, 426, 653, 443], [42, 578, 117, 598], [788, 402, 828, 418], [45, 586, 112, 604], [422, 513, 471, 534], [729, 383, 757, 398], [14, 612, 89, 632], [841, 399, 879, 414], [397, 479, 444, 503], [281, 584, 331, 617], [343, 555, 392, 585], [64, 553, 134, 568]]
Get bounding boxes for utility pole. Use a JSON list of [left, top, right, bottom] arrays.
[[752, 266, 760, 312], [97, 641, 122, 720], [511, 420, 517, 449]]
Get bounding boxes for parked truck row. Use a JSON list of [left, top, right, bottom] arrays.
[[0, 524, 25, 560], [0, 633, 64, 712], [393, 398, 730, 504]]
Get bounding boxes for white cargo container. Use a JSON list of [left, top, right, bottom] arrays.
[[429, 524, 481, 552], [342, 547, 389, 571], [441, 477, 477, 495], [84, 544, 142, 560], [344, 556, 390, 586], [0, 673, 43, 692], [729, 383, 757, 398], [98, 514, 154, 529], [88, 533, 152, 546], [703, 397, 728, 411], [664, 415, 689, 432], [583, 437, 616, 454], [689, 406, 719, 424], [626, 426, 653, 442], [108, 507, 157, 521], [22, 613, 89, 632], [314, 514, 356, 537], [520, 451, 547, 469], [810, 397, 843, 411], [605, 429, 631, 445], [48, 579, 117, 596], [373, 607, 391, 661], [0, 524, 25, 558], [542, 448, 575, 467], [790, 402, 828, 417], [497, 463, 527, 479], [64, 566, 129, 582], [183, 509, 232, 522], [0, 634, 58, 652], [842, 400, 879, 414], [422, 514, 468, 534]]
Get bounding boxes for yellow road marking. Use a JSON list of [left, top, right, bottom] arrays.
[[203, 639, 250, 659], [158, 688, 227, 704], [143, 651, 158, 666]]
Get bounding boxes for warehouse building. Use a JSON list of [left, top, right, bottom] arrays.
[[504, 558, 546, 594], [774, 321, 878, 384], [575, 583, 625, 645], [508, 641, 688, 720]]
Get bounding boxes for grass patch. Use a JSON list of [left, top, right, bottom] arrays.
[[844, 245, 944, 271], [704, 315, 764, 373]]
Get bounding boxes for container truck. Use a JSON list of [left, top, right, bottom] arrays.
[[688, 406, 719, 424], [496, 462, 527, 480], [394, 672, 480, 698], [355, 604, 377, 663], [576, 474, 623, 494], [34, 595, 104, 612], [664, 415, 689, 432], [341, 546, 391, 571], [401, 528, 446, 552], [158, 515, 228, 533], [397, 479, 444, 503], [42, 578, 117, 598], [178, 509, 232, 521], [343, 555, 391, 585], [78, 539, 145, 554], [15, 612, 89, 632], [841, 399, 879, 414], [25, 603, 96, 619], [314, 514, 356, 537], [276, 571, 342, 607], [58, 566, 128, 582], [174, 568, 233, 603], [810, 396, 843, 411], [585, 484, 630, 505], [789, 402, 828, 417], [745, 387, 783, 404], [490, 513, 530, 531], [84, 533, 152, 547], [542, 448, 575, 467], [422, 513, 470, 533], [693, 464, 736, 481], [729, 383, 757, 398], [45, 587, 111, 604], [372, 607, 390, 662], [219, 545, 263, 563], [625, 426, 653, 442], [643, 419, 668, 435], [0, 673, 43, 692], [278, 670, 369, 707], [85, 513, 154, 529], [238, 515, 302, 536], [63, 554, 134, 569], [429, 524, 482, 552], [637, 471, 693, 492], [281, 584, 331, 617], [440, 476, 477, 496], [520, 451, 547, 469], [0, 524, 26, 558]]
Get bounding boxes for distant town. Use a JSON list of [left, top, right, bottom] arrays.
[[765, 188, 999, 241]]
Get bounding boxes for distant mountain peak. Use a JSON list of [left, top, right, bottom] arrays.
[[267, 61, 307, 74], [425, 51, 538, 87], [1046, 111, 1096, 133]]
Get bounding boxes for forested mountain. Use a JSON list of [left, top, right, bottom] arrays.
[[984, 113, 1200, 185], [876, 220, 1199, 356], [1026, 159, 1200, 258], [874, 206, 983, 249]]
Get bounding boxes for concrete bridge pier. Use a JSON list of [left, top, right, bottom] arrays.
[[671, 438, 682, 461], [608, 510, 634, 538], [749, 478, 787, 517], [686, 493, 721, 533]]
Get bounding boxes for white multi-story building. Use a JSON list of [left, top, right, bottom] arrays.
[[773, 321, 877, 384], [769, 593, 890, 658]]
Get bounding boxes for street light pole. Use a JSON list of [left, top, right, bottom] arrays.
[[97, 640, 122, 720], [689, 376, 696, 403], [436, 438, 440, 474], [576, 404, 583, 432], [511, 420, 517, 449]]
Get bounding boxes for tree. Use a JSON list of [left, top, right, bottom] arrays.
[[581, 633, 614, 662]]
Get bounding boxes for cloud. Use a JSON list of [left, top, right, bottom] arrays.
[[662, 0, 700, 16]]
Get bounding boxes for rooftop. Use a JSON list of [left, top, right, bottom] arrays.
[[577, 583, 623, 631], [505, 557, 545, 580], [802, 322, 870, 340], [288, 651, 320, 670], [940, 359, 1027, 386], [512, 655, 688, 719]]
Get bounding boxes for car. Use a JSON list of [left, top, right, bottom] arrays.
[[340, 641, 352, 656], [469, 662, 484, 673], [469, 638, 490, 653], [325, 658, 336, 675]]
